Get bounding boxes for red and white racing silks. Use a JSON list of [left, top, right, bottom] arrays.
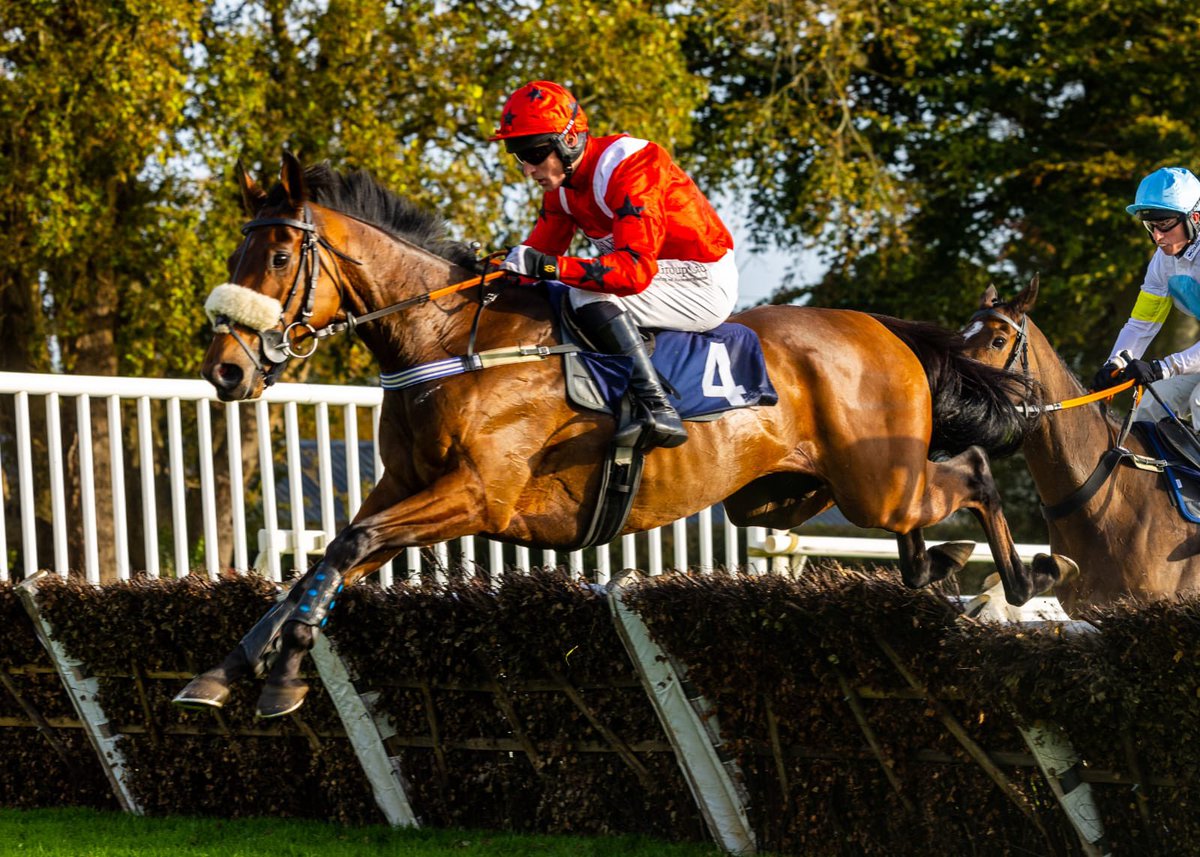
[[522, 134, 734, 297]]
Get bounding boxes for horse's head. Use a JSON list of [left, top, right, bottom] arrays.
[[201, 152, 354, 401], [961, 275, 1039, 373]]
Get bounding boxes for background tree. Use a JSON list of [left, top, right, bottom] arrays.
[[683, 0, 1200, 366]]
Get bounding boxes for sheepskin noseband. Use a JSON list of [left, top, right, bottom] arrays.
[[204, 283, 284, 332]]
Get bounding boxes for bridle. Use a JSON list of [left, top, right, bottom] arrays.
[[206, 204, 504, 387], [963, 302, 1166, 521], [208, 204, 361, 386], [965, 304, 1029, 375]]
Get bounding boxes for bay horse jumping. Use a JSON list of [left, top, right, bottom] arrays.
[[962, 277, 1200, 613], [176, 153, 1074, 717]]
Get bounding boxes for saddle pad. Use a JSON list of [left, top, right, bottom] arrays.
[[562, 325, 777, 421], [1135, 421, 1200, 524], [545, 283, 777, 418]]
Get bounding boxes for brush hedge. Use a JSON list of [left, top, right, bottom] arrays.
[[2, 566, 1198, 855]]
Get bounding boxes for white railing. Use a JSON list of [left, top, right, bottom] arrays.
[[0, 372, 1049, 586]]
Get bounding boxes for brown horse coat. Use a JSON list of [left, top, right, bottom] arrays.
[[182, 154, 1070, 717], [963, 278, 1200, 613]]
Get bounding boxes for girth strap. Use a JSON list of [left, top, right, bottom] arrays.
[[1042, 447, 1166, 521], [380, 343, 581, 390]]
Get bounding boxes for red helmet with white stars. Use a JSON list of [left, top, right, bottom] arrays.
[[490, 81, 589, 144]]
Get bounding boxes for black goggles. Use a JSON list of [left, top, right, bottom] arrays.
[[511, 143, 556, 166], [1142, 214, 1184, 235]]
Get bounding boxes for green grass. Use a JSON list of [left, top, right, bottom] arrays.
[[0, 809, 727, 857]]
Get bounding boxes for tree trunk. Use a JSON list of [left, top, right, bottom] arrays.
[[61, 262, 119, 580]]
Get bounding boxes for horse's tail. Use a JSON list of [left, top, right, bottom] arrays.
[[874, 315, 1037, 459]]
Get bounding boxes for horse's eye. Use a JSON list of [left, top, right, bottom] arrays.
[[991, 336, 1007, 349], [271, 251, 290, 269]]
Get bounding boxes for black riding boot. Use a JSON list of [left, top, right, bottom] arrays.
[[575, 302, 687, 449]]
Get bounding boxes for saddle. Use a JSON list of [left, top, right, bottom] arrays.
[[551, 284, 778, 419], [1135, 419, 1200, 524], [549, 284, 778, 548]]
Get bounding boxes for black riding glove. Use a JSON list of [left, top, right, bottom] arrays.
[[1091, 360, 1123, 391], [1118, 358, 1166, 387], [501, 244, 559, 280]]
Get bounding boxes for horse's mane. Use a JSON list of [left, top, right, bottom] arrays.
[[873, 315, 1041, 459], [263, 163, 481, 271]]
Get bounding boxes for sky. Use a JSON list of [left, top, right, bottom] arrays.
[[722, 202, 821, 309]]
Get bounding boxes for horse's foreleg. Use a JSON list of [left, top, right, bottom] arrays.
[[255, 469, 493, 718], [173, 561, 344, 711], [906, 447, 1068, 606]]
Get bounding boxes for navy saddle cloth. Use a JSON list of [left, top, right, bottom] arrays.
[[1135, 419, 1200, 523], [547, 284, 778, 420]]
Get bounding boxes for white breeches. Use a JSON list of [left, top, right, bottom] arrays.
[[567, 250, 739, 332], [1134, 374, 1200, 426]]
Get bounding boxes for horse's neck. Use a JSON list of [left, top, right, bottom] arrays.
[[1024, 326, 1124, 487], [342, 232, 482, 371]]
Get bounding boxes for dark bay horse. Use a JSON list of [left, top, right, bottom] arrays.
[[177, 153, 1074, 717], [962, 277, 1200, 613]]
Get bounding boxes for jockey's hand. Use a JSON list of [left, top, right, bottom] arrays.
[[1118, 358, 1166, 387], [501, 245, 559, 280], [1090, 360, 1124, 391]]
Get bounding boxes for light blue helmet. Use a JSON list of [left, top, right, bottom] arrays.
[[1126, 167, 1200, 216]]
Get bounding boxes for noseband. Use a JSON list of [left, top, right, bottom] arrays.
[[206, 205, 360, 386]]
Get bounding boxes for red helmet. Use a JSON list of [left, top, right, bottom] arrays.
[[490, 81, 589, 144]]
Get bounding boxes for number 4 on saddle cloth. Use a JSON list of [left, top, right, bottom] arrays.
[[1137, 419, 1200, 524], [552, 285, 779, 421]]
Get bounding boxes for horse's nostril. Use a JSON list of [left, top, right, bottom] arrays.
[[215, 363, 243, 389]]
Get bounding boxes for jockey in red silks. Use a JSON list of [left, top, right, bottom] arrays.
[[491, 80, 738, 450]]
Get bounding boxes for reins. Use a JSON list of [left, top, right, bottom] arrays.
[[210, 206, 507, 383], [967, 304, 1175, 520], [1020, 379, 1135, 416], [315, 266, 507, 342]]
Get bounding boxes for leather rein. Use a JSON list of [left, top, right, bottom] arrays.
[[966, 306, 1164, 521], [211, 205, 503, 386]]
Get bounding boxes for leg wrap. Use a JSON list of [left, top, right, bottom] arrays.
[[234, 566, 344, 677], [291, 568, 345, 628], [236, 596, 299, 679]]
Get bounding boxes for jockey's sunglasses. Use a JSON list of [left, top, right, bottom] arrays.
[[512, 144, 556, 167], [1142, 214, 1184, 235]]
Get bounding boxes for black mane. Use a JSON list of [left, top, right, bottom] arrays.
[[873, 315, 1041, 459], [263, 163, 480, 271]]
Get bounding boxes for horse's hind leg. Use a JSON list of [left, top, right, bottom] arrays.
[[841, 445, 1070, 606], [930, 447, 1076, 604]]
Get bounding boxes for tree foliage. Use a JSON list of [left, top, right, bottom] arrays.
[[682, 0, 1200, 367], [3, 0, 1200, 383]]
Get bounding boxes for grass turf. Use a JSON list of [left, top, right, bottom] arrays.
[[0, 809, 727, 856]]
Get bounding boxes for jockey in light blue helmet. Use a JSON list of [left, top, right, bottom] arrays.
[[1092, 166, 1200, 432], [1125, 166, 1200, 247]]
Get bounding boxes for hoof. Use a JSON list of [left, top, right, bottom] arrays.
[[256, 680, 309, 719], [1034, 553, 1079, 591], [173, 673, 231, 711], [926, 540, 976, 583]]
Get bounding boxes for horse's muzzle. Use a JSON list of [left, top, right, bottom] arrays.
[[204, 361, 258, 401]]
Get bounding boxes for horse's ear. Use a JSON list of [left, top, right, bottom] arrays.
[[1014, 274, 1040, 313], [279, 150, 306, 208], [235, 159, 267, 216], [980, 285, 998, 309]]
